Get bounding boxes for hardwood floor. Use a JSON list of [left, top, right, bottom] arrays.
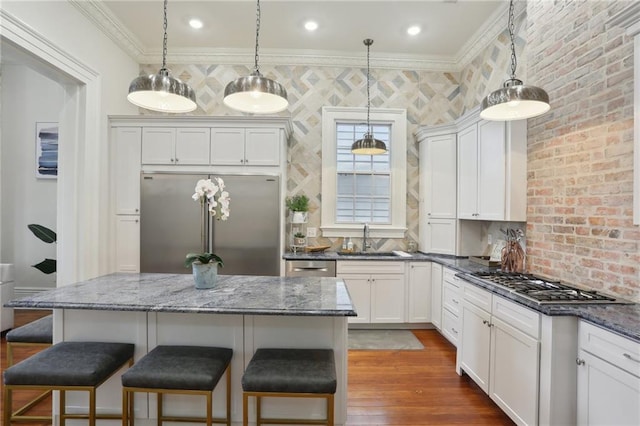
[[1, 310, 513, 425]]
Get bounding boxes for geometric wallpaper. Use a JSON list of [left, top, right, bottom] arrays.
[[138, 13, 525, 252]]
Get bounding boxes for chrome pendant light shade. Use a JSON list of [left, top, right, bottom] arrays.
[[480, 0, 549, 121], [352, 39, 387, 155], [127, 0, 197, 113], [223, 0, 288, 114]]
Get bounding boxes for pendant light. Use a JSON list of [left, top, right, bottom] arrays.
[[223, 0, 288, 114], [480, 0, 550, 121], [127, 0, 197, 113], [351, 39, 387, 155]]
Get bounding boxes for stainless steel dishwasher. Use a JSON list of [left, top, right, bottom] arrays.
[[285, 260, 336, 277]]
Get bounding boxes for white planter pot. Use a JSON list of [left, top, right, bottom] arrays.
[[191, 262, 218, 289], [291, 211, 308, 223]]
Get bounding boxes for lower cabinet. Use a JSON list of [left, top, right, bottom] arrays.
[[407, 262, 432, 323], [430, 263, 443, 330], [577, 321, 640, 426], [441, 267, 461, 346], [337, 261, 406, 324], [459, 282, 540, 426], [116, 215, 140, 272]]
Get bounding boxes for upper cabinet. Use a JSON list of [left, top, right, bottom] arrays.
[[141, 127, 211, 165], [457, 111, 527, 222], [211, 127, 280, 166], [113, 127, 141, 215]]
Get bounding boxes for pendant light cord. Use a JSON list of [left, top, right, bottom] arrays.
[[508, 0, 517, 80], [254, 0, 261, 74], [365, 39, 373, 135], [161, 0, 168, 71]]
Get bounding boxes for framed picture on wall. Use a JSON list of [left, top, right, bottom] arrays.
[[35, 122, 58, 179]]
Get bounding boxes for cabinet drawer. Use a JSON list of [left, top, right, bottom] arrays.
[[580, 320, 640, 377], [336, 261, 405, 275], [443, 267, 457, 284], [492, 295, 540, 339], [442, 308, 460, 346], [462, 282, 492, 312], [443, 281, 461, 315]]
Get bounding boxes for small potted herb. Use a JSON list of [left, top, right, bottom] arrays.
[[286, 194, 309, 223], [293, 232, 307, 246]]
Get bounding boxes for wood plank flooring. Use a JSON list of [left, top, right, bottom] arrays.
[[1, 310, 514, 425]]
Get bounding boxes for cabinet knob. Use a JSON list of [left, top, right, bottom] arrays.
[[245, 159, 248, 163], [135, 219, 139, 223], [240, 159, 244, 164], [452, 298, 459, 304], [623, 353, 640, 363], [170, 158, 175, 162], [576, 358, 585, 366], [427, 213, 431, 216], [451, 327, 458, 335], [482, 319, 488, 325], [135, 208, 139, 213]]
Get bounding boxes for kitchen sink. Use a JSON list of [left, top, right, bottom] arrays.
[[337, 251, 402, 257]]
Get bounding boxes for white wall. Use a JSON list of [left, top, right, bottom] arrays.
[[1, 65, 62, 290], [1, 0, 140, 288]]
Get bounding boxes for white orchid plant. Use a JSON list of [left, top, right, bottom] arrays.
[[185, 177, 231, 268]]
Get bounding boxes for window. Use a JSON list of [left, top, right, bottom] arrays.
[[321, 107, 407, 238]]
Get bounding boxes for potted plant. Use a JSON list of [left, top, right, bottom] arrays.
[[185, 177, 230, 289], [293, 232, 306, 246], [286, 194, 309, 223]]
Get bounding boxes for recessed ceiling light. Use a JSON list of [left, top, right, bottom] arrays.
[[304, 21, 318, 31], [407, 25, 421, 36], [189, 18, 203, 30]]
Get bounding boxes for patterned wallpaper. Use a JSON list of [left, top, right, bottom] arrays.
[[138, 14, 525, 252]]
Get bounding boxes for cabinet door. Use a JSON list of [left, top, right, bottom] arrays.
[[426, 135, 457, 218], [460, 300, 491, 393], [457, 124, 478, 219], [430, 263, 443, 329], [341, 274, 371, 324], [371, 274, 405, 323], [442, 308, 460, 347], [577, 349, 640, 426], [114, 127, 141, 215], [141, 128, 176, 164], [477, 120, 506, 220], [408, 262, 431, 323], [245, 128, 280, 166], [175, 128, 210, 165], [116, 215, 140, 272], [424, 218, 456, 255], [210, 128, 245, 165], [490, 315, 540, 426]]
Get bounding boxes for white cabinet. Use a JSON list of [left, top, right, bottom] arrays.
[[337, 261, 406, 324], [441, 268, 461, 346], [141, 127, 211, 165], [407, 262, 431, 323], [457, 118, 527, 221], [417, 129, 457, 255], [577, 321, 640, 426], [430, 262, 443, 330], [459, 282, 541, 426], [116, 215, 140, 272], [113, 127, 141, 215], [210, 127, 280, 166]]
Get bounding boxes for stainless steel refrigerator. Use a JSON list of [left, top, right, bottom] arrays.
[[140, 173, 280, 276]]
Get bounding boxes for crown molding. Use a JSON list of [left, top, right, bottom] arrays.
[[71, 0, 510, 72]]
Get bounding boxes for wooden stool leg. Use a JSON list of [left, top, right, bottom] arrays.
[[60, 389, 66, 426], [256, 395, 262, 426], [3, 386, 11, 426], [7, 343, 14, 366], [243, 393, 249, 426], [327, 394, 335, 426], [122, 389, 128, 426], [130, 390, 135, 426], [226, 366, 231, 426], [206, 391, 213, 426], [89, 388, 96, 426], [157, 393, 162, 426]]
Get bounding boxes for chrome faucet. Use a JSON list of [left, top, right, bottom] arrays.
[[363, 223, 371, 252]]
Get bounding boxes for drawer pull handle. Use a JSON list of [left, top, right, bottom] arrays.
[[451, 328, 458, 334], [482, 320, 488, 325], [452, 298, 459, 304], [576, 358, 585, 366], [623, 353, 640, 363]]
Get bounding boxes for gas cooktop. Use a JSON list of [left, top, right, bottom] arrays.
[[470, 271, 627, 305]]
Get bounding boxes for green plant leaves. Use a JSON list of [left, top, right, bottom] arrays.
[[184, 253, 224, 268], [28, 224, 57, 244], [32, 259, 57, 274]]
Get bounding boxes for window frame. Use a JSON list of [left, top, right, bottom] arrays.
[[321, 106, 407, 238]]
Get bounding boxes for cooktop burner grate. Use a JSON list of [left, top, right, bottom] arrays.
[[471, 271, 622, 304]]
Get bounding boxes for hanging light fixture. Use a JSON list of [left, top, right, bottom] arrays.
[[127, 0, 196, 113], [480, 0, 550, 121], [351, 39, 387, 155], [223, 0, 288, 114]]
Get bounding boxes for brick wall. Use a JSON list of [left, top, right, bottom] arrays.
[[526, 0, 638, 301]]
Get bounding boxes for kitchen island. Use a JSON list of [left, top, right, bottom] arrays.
[[6, 273, 356, 425]]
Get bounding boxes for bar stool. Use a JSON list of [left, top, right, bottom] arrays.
[[121, 345, 232, 426], [242, 348, 336, 426], [5, 314, 53, 421], [3, 341, 135, 426]]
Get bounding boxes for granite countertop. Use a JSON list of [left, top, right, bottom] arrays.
[[283, 251, 640, 342], [4, 273, 357, 317]]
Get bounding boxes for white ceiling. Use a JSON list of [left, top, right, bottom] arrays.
[[74, 0, 507, 70]]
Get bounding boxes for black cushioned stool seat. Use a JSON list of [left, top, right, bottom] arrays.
[[242, 348, 336, 426], [3, 341, 134, 426], [5, 315, 54, 422], [121, 345, 232, 426]]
